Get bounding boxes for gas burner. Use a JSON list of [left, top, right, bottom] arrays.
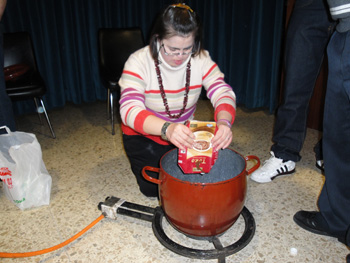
[[98, 197, 255, 263], [152, 206, 255, 263]]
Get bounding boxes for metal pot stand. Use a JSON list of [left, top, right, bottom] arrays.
[[98, 196, 255, 263], [152, 206, 255, 263]]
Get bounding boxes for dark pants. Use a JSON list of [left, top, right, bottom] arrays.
[[318, 30, 350, 238], [0, 24, 16, 134], [122, 134, 175, 197], [271, 0, 334, 162]]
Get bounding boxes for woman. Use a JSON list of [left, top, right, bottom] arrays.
[[119, 3, 236, 197]]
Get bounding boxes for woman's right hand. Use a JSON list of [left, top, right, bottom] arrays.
[[166, 123, 195, 151]]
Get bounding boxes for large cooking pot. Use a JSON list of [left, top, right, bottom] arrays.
[[142, 148, 260, 237]]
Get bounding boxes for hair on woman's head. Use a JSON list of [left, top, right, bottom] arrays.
[[149, 3, 203, 60]]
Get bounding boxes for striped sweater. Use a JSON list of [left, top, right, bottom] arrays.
[[119, 46, 236, 145], [327, 0, 350, 32]]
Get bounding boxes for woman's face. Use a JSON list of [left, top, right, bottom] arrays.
[[159, 34, 194, 67]]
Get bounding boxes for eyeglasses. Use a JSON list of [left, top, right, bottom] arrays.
[[161, 44, 193, 57]]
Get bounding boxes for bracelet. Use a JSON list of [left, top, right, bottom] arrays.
[[161, 122, 172, 141], [217, 119, 232, 128]]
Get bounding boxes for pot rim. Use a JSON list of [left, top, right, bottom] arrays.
[[159, 148, 248, 185]]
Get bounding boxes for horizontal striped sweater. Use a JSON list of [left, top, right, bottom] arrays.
[[119, 46, 236, 145]]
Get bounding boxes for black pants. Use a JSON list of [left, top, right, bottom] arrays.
[[271, 0, 334, 162], [318, 30, 350, 238], [122, 134, 175, 197]]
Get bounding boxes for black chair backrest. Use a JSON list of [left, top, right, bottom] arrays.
[[3, 32, 38, 71], [98, 28, 145, 81]]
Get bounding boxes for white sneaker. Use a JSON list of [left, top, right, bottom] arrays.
[[250, 151, 296, 183]]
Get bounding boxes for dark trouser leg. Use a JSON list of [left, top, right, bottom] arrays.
[[318, 31, 350, 237], [122, 134, 175, 197], [313, 138, 323, 161], [271, 0, 334, 162]]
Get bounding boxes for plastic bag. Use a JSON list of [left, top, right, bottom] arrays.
[[0, 126, 52, 210]]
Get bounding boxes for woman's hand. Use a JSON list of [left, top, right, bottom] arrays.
[[211, 121, 232, 150], [166, 123, 195, 151]]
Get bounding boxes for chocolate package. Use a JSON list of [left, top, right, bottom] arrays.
[[178, 120, 218, 174]]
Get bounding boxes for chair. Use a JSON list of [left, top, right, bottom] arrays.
[[3, 32, 56, 138], [98, 28, 145, 135]]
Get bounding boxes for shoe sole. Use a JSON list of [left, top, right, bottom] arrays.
[[270, 169, 295, 181], [251, 169, 295, 183]]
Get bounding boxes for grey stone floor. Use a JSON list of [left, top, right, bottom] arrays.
[[0, 99, 348, 263]]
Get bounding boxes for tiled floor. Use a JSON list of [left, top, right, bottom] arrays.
[[0, 99, 349, 263]]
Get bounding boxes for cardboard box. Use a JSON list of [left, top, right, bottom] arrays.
[[178, 120, 218, 174]]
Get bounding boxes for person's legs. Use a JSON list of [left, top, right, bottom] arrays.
[[318, 30, 350, 237], [251, 0, 334, 183], [313, 139, 323, 161], [293, 30, 350, 248], [314, 138, 324, 171], [272, 0, 334, 162], [122, 134, 175, 197]]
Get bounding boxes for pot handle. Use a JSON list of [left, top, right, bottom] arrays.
[[245, 155, 260, 175], [142, 166, 161, 185]]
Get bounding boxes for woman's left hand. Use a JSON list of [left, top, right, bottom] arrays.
[[211, 122, 232, 150]]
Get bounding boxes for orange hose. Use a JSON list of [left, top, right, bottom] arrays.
[[0, 214, 105, 258]]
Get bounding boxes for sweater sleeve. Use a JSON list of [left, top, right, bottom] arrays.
[[201, 52, 237, 124], [118, 50, 155, 135], [327, 0, 350, 32]]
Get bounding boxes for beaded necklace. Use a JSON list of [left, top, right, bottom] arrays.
[[154, 59, 191, 119]]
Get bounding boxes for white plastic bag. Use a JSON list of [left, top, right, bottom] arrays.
[[0, 126, 52, 210]]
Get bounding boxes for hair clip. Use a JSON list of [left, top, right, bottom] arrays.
[[171, 3, 193, 13]]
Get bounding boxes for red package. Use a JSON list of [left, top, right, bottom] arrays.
[[178, 120, 218, 174]]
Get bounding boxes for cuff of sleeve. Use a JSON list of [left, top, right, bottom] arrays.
[[214, 104, 236, 124], [134, 110, 155, 134]]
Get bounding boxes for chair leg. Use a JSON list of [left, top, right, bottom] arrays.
[[35, 97, 56, 139], [107, 88, 111, 120], [34, 98, 44, 125], [110, 92, 115, 135]]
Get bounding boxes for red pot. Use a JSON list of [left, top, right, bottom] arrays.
[[142, 148, 260, 237]]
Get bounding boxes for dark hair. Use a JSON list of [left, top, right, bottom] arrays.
[[149, 4, 203, 60]]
